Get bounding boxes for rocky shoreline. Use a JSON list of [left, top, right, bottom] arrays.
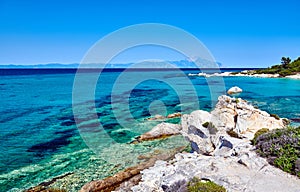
[[79, 95, 299, 192], [188, 71, 300, 79]]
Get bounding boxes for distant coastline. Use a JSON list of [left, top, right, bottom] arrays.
[[0, 68, 260, 76], [0, 59, 222, 69]]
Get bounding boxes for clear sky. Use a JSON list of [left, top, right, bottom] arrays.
[[0, 0, 300, 67]]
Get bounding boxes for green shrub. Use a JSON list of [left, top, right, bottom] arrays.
[[282, 118, 290, 126], [279, 70, 294, 77], [270, 114, 280, 120], [202, 122, 218, 134], [188, 177, 226, 192], [183, 143, 192, 153], [254, 126, 300, 177], [251, 128, 269, 145], [274, 144, 298, 173], [202, 122, 209, 128], [226, 129, 240, 138]]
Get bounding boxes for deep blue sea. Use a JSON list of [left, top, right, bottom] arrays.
[[1, 68, 300, 191]]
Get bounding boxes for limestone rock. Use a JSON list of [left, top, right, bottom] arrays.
[[227, 86, 243, 94], [180, 95, 287, 156], [211, 95, 286, 139], [147, 113, 182, 121], [131, 148, 300, 192], [167, 112, 181, 119], [147, 114, 165, 121], [180, 110, 215, 154], [135, 123, 181, 142]]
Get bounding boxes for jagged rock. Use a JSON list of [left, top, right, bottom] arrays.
[[180, 95, 287, 156], [211, 95, 286, 138], [227, 86, 243, 94], [131, 147, 300, 192], [181, 110, 212, 133], [181, 110, 215, 154], [134, 123, 181, 142]]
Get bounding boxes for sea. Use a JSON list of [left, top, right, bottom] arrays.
[[1, 68, 300, 191]]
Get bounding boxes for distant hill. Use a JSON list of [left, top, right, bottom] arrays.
[[0, 60, 222, 69], [0, 63, 80, 69]]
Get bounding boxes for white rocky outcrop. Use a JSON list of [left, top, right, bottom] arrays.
[[125, 95, 296, 192], [286, 73, 300, 79], [211, 95, 286, 138], [180, 95, 287, 155], [135, 122, 181, 142], [188, 72, 281, 78], [130, 147, 300, 192], [227, 86, 243, 94]]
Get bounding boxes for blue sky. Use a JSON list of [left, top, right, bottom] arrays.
[[0, 0, 300, 67]]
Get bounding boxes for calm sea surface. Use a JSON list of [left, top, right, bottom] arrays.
[[1, 68, 300, 191]]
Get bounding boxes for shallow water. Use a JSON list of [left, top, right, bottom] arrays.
[[0, 69, 299, 191]]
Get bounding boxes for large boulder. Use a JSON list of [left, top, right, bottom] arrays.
[[135, 122, 181, 142], [227, 86, 243, 94], [181, 110, 215, 154]]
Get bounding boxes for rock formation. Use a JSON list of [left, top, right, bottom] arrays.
[[125, 96, 298, 192], [147, 112, 181, 121], [180, 95, 287, 156], [134, 122, 181, 142], [227, 86, 243, 94]]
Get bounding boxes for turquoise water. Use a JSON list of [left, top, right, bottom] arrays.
[[0, 69, 300, 191]]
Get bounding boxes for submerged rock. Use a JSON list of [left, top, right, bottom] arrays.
[[167, 112, 181, 119], [147, 112, 181, 121], [227, 86, 243, 94], [146, 114, 165, 121]]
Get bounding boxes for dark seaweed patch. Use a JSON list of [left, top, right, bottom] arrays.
[[60, 120, 75, 127], [27, 134, 72, 156], [55, 129, 75, 135], [57, 115, 75, 122], [102, 121, 119, 128], [0, 106, 52, 123]]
